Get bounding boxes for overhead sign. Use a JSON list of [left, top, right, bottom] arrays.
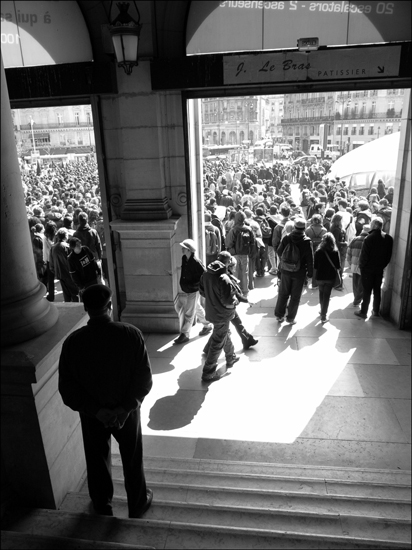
[[1, 1, 93, 68], [187, 1, 411, 55], [223, 45, 401, 84]]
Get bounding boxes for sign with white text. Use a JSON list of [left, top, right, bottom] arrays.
[[187, 1, 411, 55], [1, 1, 93, 68], [223, 45, 401, 84]]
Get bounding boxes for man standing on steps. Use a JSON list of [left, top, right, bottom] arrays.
[[58, 284, 153, 518]]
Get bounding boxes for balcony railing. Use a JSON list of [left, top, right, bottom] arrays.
[[281, 111, 402, 124], [18, 122, 93, 130]]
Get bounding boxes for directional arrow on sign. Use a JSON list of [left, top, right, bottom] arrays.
[[377, 66, 385, 73]]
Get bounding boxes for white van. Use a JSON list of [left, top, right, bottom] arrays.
[[309, 144, 322, 158]]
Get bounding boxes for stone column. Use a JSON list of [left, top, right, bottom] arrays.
[[0, 54, 58, 347]]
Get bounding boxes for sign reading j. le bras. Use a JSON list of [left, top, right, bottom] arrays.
[[223, 46, 401, 84]]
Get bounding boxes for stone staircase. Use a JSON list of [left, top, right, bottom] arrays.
[[2, 456, 411, 549]]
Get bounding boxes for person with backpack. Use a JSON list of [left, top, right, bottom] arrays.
[[346, 224, 370, 307], [376, 198, 392, 234], [305, 214, 327, 290], [274, 218, 314, 324], [254, 207, 272, 276], [204, 212, 221, 266], [314, 233, 341, 323], [225, 211, 256, 297], [174, 239, 212, 345], [354, 201, 372, 236]]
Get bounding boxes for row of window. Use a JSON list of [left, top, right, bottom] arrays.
[[283, 123, 400, 137]]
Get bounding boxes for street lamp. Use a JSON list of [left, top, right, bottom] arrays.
[[30, 116, 36, 155], [335, 92, 351, 155], [108, 1, 142, 75]]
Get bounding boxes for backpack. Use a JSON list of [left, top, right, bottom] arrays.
[[345, 216, 356, 244], [280, 237, 301, 272], [306, 226, 324, 251], [205, 226, 219, 256], [255, 216, 272, 239], [235, 227, 253, 256]]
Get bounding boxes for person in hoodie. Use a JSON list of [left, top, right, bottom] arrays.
[[199, 255, 240, 382], [274, 218, 314, 324], [354, 218, 393, 319], [174, 239, 212, 345], [204, 211, 221, 267], [73, 211, 102, 262]]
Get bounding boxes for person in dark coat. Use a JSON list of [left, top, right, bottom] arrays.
[[59, 284, 153, 518], [274, 218, 314, 324], [314, 233, 341, 323], [355, 218, 394, 319]]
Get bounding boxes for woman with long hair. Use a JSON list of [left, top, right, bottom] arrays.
[[314, 233, 341, 323], [329, 213, 347, 291]]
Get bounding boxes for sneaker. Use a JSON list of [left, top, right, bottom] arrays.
[[354, 311, 367, 319], [226, 354, 240, 367], [269, 270, 277, 275], [201, 371, 221, 382], [334, 286, 344, 291], [286, 318, 297, 325], [243, 337, 258, 350], [173, 334, 189, 345], [199, 325, 212, 336], [275, 316, 285, 322], [321, 316, 328, 323], [129, 489, 153, 518]]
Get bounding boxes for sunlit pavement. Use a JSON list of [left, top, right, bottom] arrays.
[[53, 277, 411, 471]]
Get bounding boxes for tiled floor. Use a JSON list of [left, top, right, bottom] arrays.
[[52, 274, 411, 471], [139, 273, 411, 470]]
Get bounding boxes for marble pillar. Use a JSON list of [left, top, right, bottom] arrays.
[[0, 55, 58, 347], [111, 218, 181, 333]]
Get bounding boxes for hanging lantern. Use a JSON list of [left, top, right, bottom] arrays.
[[109, 2, 142, 75]]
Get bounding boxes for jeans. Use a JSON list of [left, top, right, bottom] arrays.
[[352, 273, 363, 305], [80, 409, 147, 517], [318, 280, 334, 318], [60, 277, 80, 302], [175, 291, 210, 336], [267, 246, 277, 272], [231, 311, 253, 346], [202, 319, 235, 378], [360, 269, 384, 315], [275, 270, 306, 321], [234, 254, 249, 295], [248, 251, 257, 289]]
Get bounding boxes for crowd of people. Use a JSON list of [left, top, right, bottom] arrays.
[[24, 158, 107, 301], [171, 154, 394, 381]]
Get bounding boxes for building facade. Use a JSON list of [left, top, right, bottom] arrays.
[[281, 90, 404, 154]]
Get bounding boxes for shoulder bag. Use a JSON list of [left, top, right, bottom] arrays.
[[324, 250, 342, 289]]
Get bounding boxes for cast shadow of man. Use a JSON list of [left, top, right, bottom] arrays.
[[148, 363, 221, 431]]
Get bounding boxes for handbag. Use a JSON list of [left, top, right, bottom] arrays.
[[324, 251, 342, 289]]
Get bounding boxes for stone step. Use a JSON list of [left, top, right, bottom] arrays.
[[113, 463, 412, 501], [61, 491, 411, 545], [80, 476, 411, 520], [1, 530, 154, 549], [2, 507, 410, 550], [139, 456, 412, 487]]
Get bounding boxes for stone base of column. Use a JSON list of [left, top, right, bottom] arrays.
[[1, 282, 59, 348], [1, 303, 88, 509], [121, 198, 173, 220], [121, 301, 180, 333]]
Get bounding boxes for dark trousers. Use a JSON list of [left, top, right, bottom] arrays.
[[275, 270, 306, 321], [360, 269, 384, 315], [318, 280, 334, 318], [60, 277, 80, 302], [231, 311, 253, 346], [42, 262, 55, 301], [80, 409, 147, 517], [202, 319, 235, 377], [255, 246, 267, 276]]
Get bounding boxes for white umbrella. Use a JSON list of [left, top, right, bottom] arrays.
[[327, 132, 400, 192]]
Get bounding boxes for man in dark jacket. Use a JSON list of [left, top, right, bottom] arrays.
[[59, 284, 153, 518], [274, 218, 314, 324], [68, 237, 101, 298], [174, 239, 212, 345], [50, 228, 79, 302], [199, 257, 240, 382], [73, 212, 102, 261], [355, 218, 393, 319]]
